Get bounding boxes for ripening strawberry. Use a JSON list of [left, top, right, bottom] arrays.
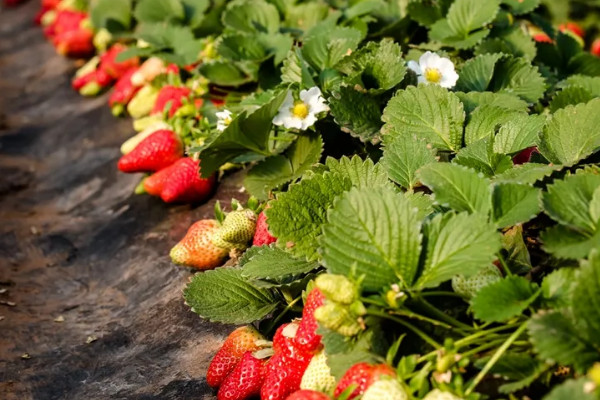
[[295, 289, 325, 352], [533, 32, 553, 44], [212, 210, 257, 250], [300, 350, 336, 393], [591, 38, 600, 57], [109, 68, 141, 116], [100, 44, 140, 79], [361, 378, 407, 400], [334, 362, 395, 400], [252, 210, 277, 246], [559, 22, 585, 39], [117, 129, 183, 173], [285, 390, 332, 400], [151, 85, 192, 118], [131, 57, 165, 86], [451, 264, 503, 299], [169, 219, 228, 269], [217, 351, 269, 400], [146, 158, 216, 204], [206, 326, 266, 388]]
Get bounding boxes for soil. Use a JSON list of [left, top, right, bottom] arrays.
[[0, 2, 240, 399]]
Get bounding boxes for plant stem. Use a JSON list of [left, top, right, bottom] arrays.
[[420, 291, 468, 299], [390, 309, 455, 330], [264, 295, 302, 336], [464, 323, 528, 395], [413, 295, 474, 332], [498, 253, 513, 277], [367, 309, 442, 349]]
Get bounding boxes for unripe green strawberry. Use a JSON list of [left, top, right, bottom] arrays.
[[451, 264, 502, 299], [212, 210, 256, 250], [300, 350, 336, 393], [361, 377, 407, 400], [315, 274, 356, 305], [422, 389, 464, 400], [314, 303, 362, 337], [127, 84, 160, 119]]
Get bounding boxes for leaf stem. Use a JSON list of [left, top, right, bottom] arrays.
[[367, 309, 442, 349], [498, 253, 513, 277], [464, 323, 528, 395], [420, 290, 468, 299], [413, 295, 474, 332], [264, 295, 302, 336]]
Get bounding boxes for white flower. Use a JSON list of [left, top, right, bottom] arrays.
[[407, 51, 459, 89], [216, 109, 233, 131], [272, 87, 329, 130]]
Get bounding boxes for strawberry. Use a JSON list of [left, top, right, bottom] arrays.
[[451, 264, 503, 299], [144, 158, 216, 204], [53, 27, 94, 58], [169, 219, 227, 269], [253, 210, 277, 246], [121, 122, 171, 154], [334, 362, 395, 400], [117, 129, 183, 173], [44, 10, 86, 38], [533, 33, 553, 44], [300, 350, 336, 393], [261, 322, 314, 400], [513, 146, 538, 165], [422, 389, 463, 400], [206, 326, 266, 388], [127, 84, 160, 119], [295, 289, 325, 352], [592, 39, 600, 57], [75, 68, 113, 96], [361, 377, 407, 400], [217, 351, 269, 400], [151, 85, 193, 118], [212, 210, 257, 250], [559, 22, 585, 39], [131, 57, 166, 86], [100, 44, 139, 80], [109, 68, 141, 116], [286, 390, 332, 400]]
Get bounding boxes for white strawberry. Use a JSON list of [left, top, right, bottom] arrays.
[[361, 377, 407, 400], [300, 350, 336, 393], [422, 389, 464, 400]]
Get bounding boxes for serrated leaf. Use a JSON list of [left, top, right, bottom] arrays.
[[283, 1, 329, 31], [563, 75, 600, 97], [181, 0, 209, 29], [183, 267, 279, 324], [217, 34, 268, 61], [222, 0, 280, 34], [528, 311, 600, 372], [549, 86, 594, 113], [476, 28, 537, 61], [417, 212, 502, 289], [321, 328, 382, 379], [133, 0, 185, 23], [493, 163, 559, 184], [456, 53, 503, 92], [472, 276, 540, 322], [538, 99, 600, 165], [541, 225, 600, 260], [446, 0, 500, 37], [430, 20, 490, 50], [569, 53, 600, 77], [542, 268, 576, 308], [199, 60, 257, 86], [489, 57, 546, 103], [572, 250, 600, 347], [456, 91, 529, 114], [244, 133, 323, 200], [381, 133, 437, 189], [241, 245, 319, 286], [418, 163, 492, 215], [502, 0, 540, 15], [325, 156, 391, 189], [542, 172, 600, 233], [328, 86, 383, 142], [453, 138, 513, 177], [465, 105, 525, 145], [382, 85, 465, 151], [502, 225, 532, 274], [281, 49, 316, 87], [406, 0, 451, 27], [475, 352, 546, 394], [493, 114, 546, 154], [267, 171, 352, 261], [90, 0, 132, 31], [302, 22, 364, 70], [320, 188, 423, 290], [492, 183, 541, 228], [543, 378, 597, 400]]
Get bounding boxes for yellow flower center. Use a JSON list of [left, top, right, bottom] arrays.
[[424, 68, 442, 83], [292, 101, 309, 119], [223, 116, 232, 126]]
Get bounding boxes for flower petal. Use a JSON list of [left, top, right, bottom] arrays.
[[407, 60, 422, 75]]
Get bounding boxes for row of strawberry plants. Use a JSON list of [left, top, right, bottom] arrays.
[[16, 0, 600, 398]]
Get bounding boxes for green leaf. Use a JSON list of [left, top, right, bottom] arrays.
[[569, 53, 600, 77], [502, 225, 532, 274], [541, 225, 600, 260], [281, 49, 316, 87], [196, 90, 287, 175], [430, 20, 490, 50], [181, 0, 209, 28], [418, 163, 492, 215], [538, 99, 600, 166], [244, 133, 323, 200], [453, 137, 513, 177], [464, 105, 525, 145], [456, 91, 529, 114], [493, 163, 560, 184], [302, 21, 364, 70], [217, 34, 268, 61], [381, 133, 437, 189], [446, 0, 500, 37], [542, 268, 576, 308], [90, 0, 132, 31], [321, 328, 382, 379], [528, 311, 600, 372], [199, 60, 257, 86], [406, 0, 451, 27], [183, 267, 279, 324], [320, 188, 423, 290], [283, 2, 329, 31], [382, 85, 465, 152], [572, 250, 600, 347], [476, 28, 537, 61], [492, 183, 541, 228], [489, 57, 546, 103], [542, 172, 600, 233], [455, 53, 502, 92], [266, 171, 352, 261], [475, 351, 546, 394], [241, 245, 319, 286], [493, 114, 546, 154], [328, 86, 383, 142], [472, 276, 540, 322], [133, 0, 185, 23], [543, 378, 597, 400], [325, 156, 391, 189], [563, 75, 600, 97], [417, 212, 502, 289], [549, 86, 594, 113], [502, 0, 540, 15], [222, 0, 280, 34]]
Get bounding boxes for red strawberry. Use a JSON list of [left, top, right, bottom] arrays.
[[151, 85, 192, 118], [261, 322, 314, 400], [559, 22, 585, 39], [42, 0, 60, 8], [513, 146, 538, 165], [109, 68, 141, 115], [152, 158, 216, 204], [206, 326, 266, 388], [217, 351, 269, 400], [54, 27, 94, 58], [100, 44, 140, 79], [334, 362, 395, 400], [295, 289, 325, 352], [286, 390, 332, 400], [533, 33, 553, 44], [117, 129, 183, 173], [170, 219, 228, 269], [44, 10, 86, 38], [592, 39, 600, 57], [253, 210, 277, 246]]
